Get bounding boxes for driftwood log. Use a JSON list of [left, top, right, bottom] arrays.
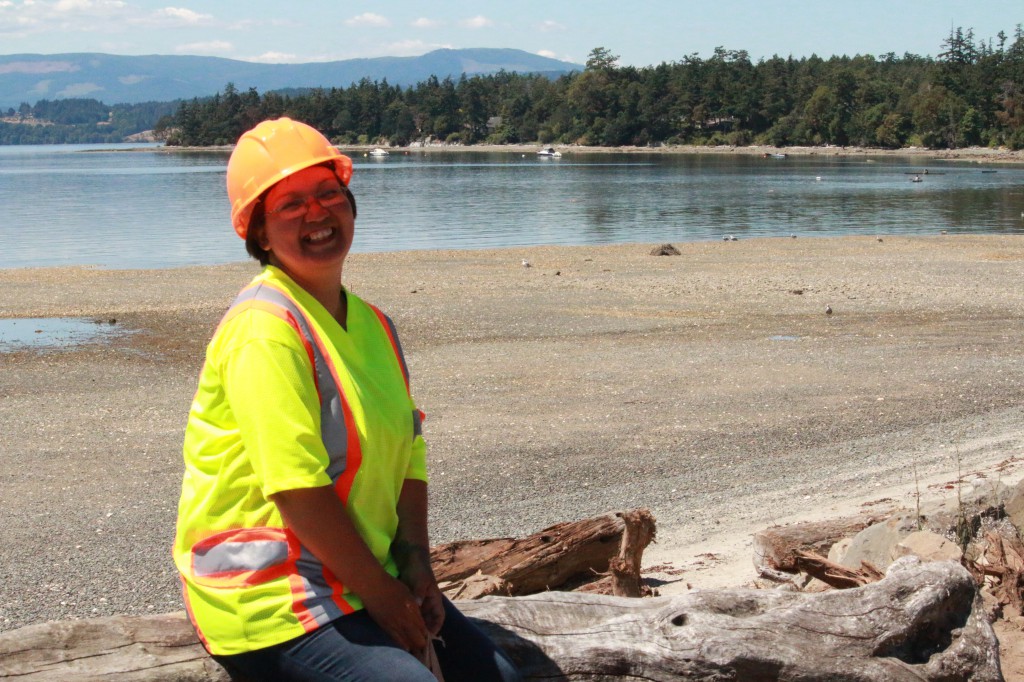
[[752, 514, 884, 572], [432, 509, 655, 598], [0, 611, 229, 682], [463, 557, 1001, 681], [792, 549, 886, 589], [0, 557, 1000, 681]]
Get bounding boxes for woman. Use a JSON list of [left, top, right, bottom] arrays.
[[173, 117, 520, 681]]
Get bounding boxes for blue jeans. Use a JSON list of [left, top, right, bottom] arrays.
[[213, 598, 521, 681]]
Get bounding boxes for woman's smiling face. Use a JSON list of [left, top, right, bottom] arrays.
[[256, 165, 355, 281]]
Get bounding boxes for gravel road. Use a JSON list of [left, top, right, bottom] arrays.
[[3, 235, 1024, 630]]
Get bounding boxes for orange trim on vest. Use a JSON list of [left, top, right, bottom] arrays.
[[283, 531, 321, 632], [287, 572, 320, 632], [321, 566, 357, 617], [180, 575, 212, 650]]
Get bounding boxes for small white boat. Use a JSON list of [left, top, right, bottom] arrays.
[[537, 147, 562, 158], [368, 148, 390, 157]]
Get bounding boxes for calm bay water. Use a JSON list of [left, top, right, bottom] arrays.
[[2, 143, 1023, 269]]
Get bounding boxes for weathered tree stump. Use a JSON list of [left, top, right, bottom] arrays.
[[0, 557, 1000, 681], [575, 509, 657, 597]]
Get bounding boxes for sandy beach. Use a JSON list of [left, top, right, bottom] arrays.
[[3, 236, 1024, 659]]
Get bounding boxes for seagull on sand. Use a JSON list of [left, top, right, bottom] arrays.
[[521, 259, 532, 268], [825, 305, 833, 315]]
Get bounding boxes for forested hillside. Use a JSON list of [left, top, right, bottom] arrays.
[[4, 26, 1023, 149], [167, 28, 1024, 150], [0, 99, 178, 144]]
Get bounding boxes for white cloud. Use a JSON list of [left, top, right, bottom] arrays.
[[0, 0, 126, 35], [345, 12, 390, 28], [459, 15, 493, 29], [0, 0, 216, 35], [537, 20, 564, 32], [154, 7, 210, 24], [175, 40, 232, 53], [54, 0, 124, 13], [411, 17, 441, 29], [536, 49, 557, 59], [228, 18, 297, 31], [244, 51, 302, 63]]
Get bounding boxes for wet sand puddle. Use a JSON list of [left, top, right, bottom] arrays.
[[0, 317, 128, 351]]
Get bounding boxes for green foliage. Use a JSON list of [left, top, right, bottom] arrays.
[[0, 98, 179, 144], [585, 47, 620, 72]]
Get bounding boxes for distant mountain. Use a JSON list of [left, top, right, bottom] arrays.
[[0, 49, 582, 109]]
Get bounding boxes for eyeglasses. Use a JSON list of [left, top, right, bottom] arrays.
[[265, 186, 348, 220]]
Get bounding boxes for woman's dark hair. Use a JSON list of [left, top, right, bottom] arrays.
[[243, 170, 356, 267], [245, 202, 270, 266]]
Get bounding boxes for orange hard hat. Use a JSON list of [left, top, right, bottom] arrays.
[[226, 117, 353, 238]]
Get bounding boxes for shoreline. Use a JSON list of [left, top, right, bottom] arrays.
[[146, 142, 1024, 164], [3, 235, 1024, 634]]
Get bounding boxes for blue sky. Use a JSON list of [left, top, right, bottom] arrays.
[[0, 0, 1019, 67]]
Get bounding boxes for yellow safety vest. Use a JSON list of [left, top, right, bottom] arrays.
[[173, 267, 425, 655]]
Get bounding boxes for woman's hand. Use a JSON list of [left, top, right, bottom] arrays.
[[359, 572, 431, 653], [399, 551, 445, 636], [393, 479, 446, 635]]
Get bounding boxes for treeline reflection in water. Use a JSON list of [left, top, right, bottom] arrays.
[[2, 144, 1023, 269]]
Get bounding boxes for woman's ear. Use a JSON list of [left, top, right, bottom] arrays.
[[253, 222, 270, 252]]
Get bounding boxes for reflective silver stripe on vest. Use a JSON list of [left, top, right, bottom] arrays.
[[193, 539, 289, 577], [376, 309, 421, 438], [376, 311, 410, 385], [295, 546, 345, 626], [230, 284, 348, 467]]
